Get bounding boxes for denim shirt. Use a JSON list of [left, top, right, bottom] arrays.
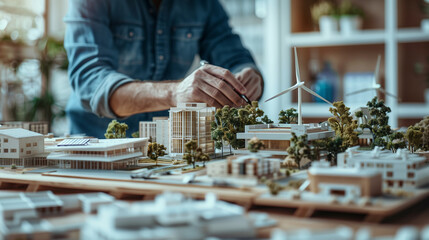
[[64, 0, 258, 138]]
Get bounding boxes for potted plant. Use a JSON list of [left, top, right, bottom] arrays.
[[422, 0, 429, 32], [311, 1, 338, 36], [338, 0, 364, 35]]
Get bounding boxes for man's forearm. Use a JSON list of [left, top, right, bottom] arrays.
[[109, 80, 180, 117]]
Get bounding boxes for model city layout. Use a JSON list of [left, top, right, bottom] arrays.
[[0, 49, 428, 239]]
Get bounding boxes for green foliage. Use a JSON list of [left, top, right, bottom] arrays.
[[338, 0, 364, 17], [279, 108, 298, 124], [358, 97, 392, 149], [211, 101, 267, 150], [387, 132, 407, 153], [328, 101, 359, 149], [248, 137, 265, 153], [147, 142, 167, 165], [286, 133, 312, 169], [405, 126, 423, 153], [415, 116, 429, 151], [104, 120, 129, 139], [183, 140, 210, 168], [313, 136, 344, 165], [261, 115, 273, 124], [131, 131, 139, 138], [11, 164, 17, 170], [264, 179, 284, 196]]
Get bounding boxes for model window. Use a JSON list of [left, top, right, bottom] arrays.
[[33, 142, 37, 146], [4, 149, 8, 153], [408, 172, 415, 178], [21, 148, 23, 153], [3, 138, 8, 143], [387, 171, 393, 177], [367, 163, 374, 167], [26, 143, 31, 147], [386, 164, 393, 168], [11, 149, 16, 153], [26, 150, 31, 155]]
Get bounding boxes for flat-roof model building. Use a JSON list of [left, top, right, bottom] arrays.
[[207, 153, 282, 185], [307, 161, 383, 198], [0, 191, 114, 240], [236, 123, 334, 155], [0, 121, 49, 135], [338, 147, 429, 189], [0, 128, 47, 168], [169, 103, 215, 156], [46, 138, 148, 170], [139, 117, 169, 152], [82, 192, 259, 240]]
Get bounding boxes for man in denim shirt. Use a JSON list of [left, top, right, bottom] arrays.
[[64, 0, 263, 138]]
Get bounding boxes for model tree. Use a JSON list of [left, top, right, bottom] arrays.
[[105, 120, 129, 139], [183, 140, 210, 168], [415, 116, 429, 151], [195, 147, 211, 167], [405, 126, 423, 153], [248, 137, 265, 152], [355, 97, 392, 148], [261, 115, 274, 124], [286, 133, 312, 169], [386, 131, 407, 153], [147, 142, 167, 166], [312, 136, 344, 165], [278, 108, 298, 124], [328, 101, 359, 149]]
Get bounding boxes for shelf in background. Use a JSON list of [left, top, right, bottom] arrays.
[[397, 28, 429, 43], [286, 30, 386, 47]]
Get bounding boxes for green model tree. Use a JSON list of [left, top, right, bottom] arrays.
[[248, 137, 265, 152], [286, 133, 312, 169], [147, 142, 167, 166], [415, 116, 429, 151], [183, 140, 210, 168], [355, 97, 392, 148], [405, 126, 423, 153], [312, 136, 344, 165], [278, 108, 298, 124], [328, 101, 359, 149], [261, 115, 274, 124], [131, 131, 139, 138], [386, 131, 407, 153], [104, 120, 129, 139]]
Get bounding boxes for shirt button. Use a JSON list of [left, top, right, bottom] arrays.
[[129, 31, 134, 37], [187, 33, 192, 38], [157, 29, 163, 35], [159, 55, 164, 60]]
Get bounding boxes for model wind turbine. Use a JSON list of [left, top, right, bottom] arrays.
[[346, 55, 398, 99], [265, 47, 333, 125]]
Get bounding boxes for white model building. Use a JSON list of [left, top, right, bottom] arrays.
[[338, 147, 429, 189], [169, 103, 215, 156], [81, 192, 259, 240], [139, 117, 169, 152], [236, 123, 334, 155], [207, 153, 282, 185], [0, 128, 48, 168], [0, 121, 49, 135], [0, 191, 114, 239], [46, 138, 148, 170], [307, 161, 382, 198]]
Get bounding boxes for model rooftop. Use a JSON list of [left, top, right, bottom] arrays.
[[0, 128, 43, 138], [47, 138, 147, 151], [347, 147, 426, 163]]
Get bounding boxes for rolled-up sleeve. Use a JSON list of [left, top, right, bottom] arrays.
[[199, 0, 260, 75], [64, 0, 135, 118]]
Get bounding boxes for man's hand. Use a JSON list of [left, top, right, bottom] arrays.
[[235, 67, 263, 101], [173, 64, 248, 108]]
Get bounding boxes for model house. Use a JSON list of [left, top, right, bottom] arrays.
[[236, 123, 334, 155], [169, 103, 215, 156], [139, 117, 169, 152], [0, 128, 48, 168], [46, 138, 148, 170], [307, 161, 383, 198], [207, 153, 282, 184], [0, 121, 49, 135], [338, 147, 429, 189], [81, 192, 258, 240], [0, 191, 114, 239]]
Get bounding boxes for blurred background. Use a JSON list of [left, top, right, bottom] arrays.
[[0, 0, 428, 136]]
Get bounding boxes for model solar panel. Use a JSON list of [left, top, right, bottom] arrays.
[[57, 139, 90, 146]]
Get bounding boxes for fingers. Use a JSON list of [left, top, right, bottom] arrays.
[[242, 73, 263, 101], [201, 64, 246, 94], [192, 87, 223, 108]]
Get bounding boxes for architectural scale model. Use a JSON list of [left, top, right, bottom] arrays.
[[0, 128, 48, 167], [169, 103, 215, 156], [236, 123, 334, 155], [139, 117, 169, 152], [338, 147, 429, 189], [46, 138, 148, 170], [207, 153, 282, 185], [0, 121, 49, 135], [82, 192, 270, 240], [0, 191, 114, 239]]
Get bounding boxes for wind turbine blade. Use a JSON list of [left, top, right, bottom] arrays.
[[265, 84, 300, 102], [294, 47, 301, 83], [378, 88, 399, 99], [301, 85, 333, 105], [346, 87, 378, 96], [374, 55, 381, 85]]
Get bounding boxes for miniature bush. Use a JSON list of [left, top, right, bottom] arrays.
[[415, 116, 429, 151], [278, 108, 298, 124], [183, 140, 210, 168], [387, 131, 407, 153], [405, 126, 423, 153], [147, 142, 167, 166], [247, 137, 265, 153], [286, 133, 312, 169], [104, 120, 128, 139], [131, 131, 139, 138], [328, 101, 359, 148], [11, 164, 17, 169]]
